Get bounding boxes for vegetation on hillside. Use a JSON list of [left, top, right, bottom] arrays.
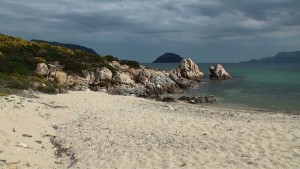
[[0, 33, 140, 94]]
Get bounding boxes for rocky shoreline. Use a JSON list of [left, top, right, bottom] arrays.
[[34, 58, 231, 104]]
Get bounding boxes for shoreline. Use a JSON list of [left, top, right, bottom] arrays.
[[1, 91, 299, 168], [162, 91, 300, 115]]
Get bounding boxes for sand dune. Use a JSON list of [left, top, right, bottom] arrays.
[[0, 91, 299, 169]]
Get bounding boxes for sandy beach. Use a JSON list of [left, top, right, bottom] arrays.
[[0, 91, 299, 169]]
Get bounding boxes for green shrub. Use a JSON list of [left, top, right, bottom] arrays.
[[37, 86, 58, 94], [34, 57, 46, 63], [0, 88, 10, 96], [64, 62, 90, 74], [6, 79, 30, 90], [6, 60, 30, 75], [104, 55, 119, 62]]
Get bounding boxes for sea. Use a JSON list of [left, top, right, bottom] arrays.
[[142, 62, 300, 113]]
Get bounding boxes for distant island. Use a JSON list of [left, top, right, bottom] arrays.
[[31, 39, 98, 55], [153, 52, 184, 63], [241, 51, 300, 63]]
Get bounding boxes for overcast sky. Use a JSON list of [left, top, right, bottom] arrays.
[[0, 0, 299, 62]]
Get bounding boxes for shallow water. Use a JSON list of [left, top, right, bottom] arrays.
[[142, 62, 300, 113]]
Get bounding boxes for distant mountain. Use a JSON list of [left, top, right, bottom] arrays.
[[153, 53, 184, 63], [241, 51, 300, 63], [31, 39, 98, 55]]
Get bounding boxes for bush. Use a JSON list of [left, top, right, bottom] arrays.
[[64, 62, 89, 74], [34, 57, 46, 63], [5, 60, 30, 75], [37, 86, 58, 94], [6, 79, 30, 90], [0, 88, 10, 96], [104, 55, 119, 62]]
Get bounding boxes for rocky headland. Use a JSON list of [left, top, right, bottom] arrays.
[[34, 58, 207, 100]]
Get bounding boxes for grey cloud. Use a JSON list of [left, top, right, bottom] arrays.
[[0, 0, 299, 62]]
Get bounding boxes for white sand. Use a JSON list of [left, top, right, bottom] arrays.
[[0, 91, 299, 169]]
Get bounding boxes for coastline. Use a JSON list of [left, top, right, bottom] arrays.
[[0, 91, 299, 168]]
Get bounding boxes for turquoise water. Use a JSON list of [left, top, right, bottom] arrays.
[[142, 62, 300, 113]]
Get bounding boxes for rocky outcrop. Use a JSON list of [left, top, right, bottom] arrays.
[[209, 64, 231, 80], [173, 58, 204, 81], [34, 58, 210, 99]]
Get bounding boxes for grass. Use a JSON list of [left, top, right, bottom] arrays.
[[0, 88, 10, 96]]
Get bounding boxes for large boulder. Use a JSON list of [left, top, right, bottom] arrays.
[[173, 58, 204, 81], [112, 72, 135, 85], [36, 63, 49, 76], [209, 64, 231, 80], [147, 72, 178, 95], [54, 71, 67, 86]]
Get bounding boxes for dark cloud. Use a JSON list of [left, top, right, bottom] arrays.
[[0, 0, 299, 62]]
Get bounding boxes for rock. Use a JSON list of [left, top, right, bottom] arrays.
[[169, 73, 192, 89], [178, 95, 215, 104], [16, 142, 29, 148], [58, 88, 68, 94], [162, 95, 175, 102], [66, 75, 88, 90], [110, 61, 129, 72], [83, 67, 113, 87], [48, 64, 57, 77], [137, 69, 151, 85], [209, 64, 231, 80], [54, 71, 67, 86], [107, 84, 148, 97], [195, 96, 206, 103], [147, 73, 178, 95], [95, 67, 113, 87], [178, 96, 189, 101], [173, 58, 204, 81], [73, 76, 89, 90], [22, 134, 32, 138], [35, 63, 49, 76], [82, 70, 95, 84], [112, 72, 135, 85], [205, 95, 217, 103]]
